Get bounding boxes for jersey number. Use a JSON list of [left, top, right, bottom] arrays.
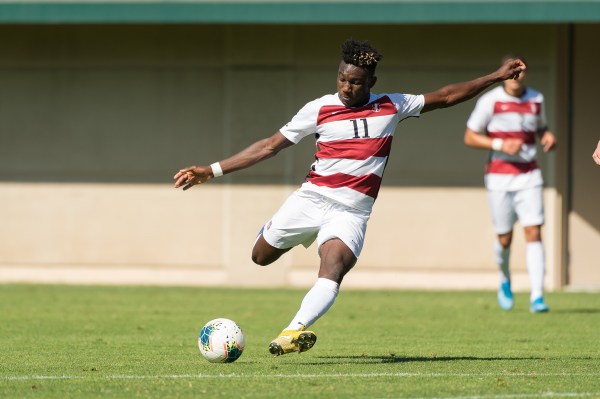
[[351, 119, 370, 138]]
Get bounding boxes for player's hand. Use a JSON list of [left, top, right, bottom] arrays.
[[540, 131, 557, 152], [593, 140, 600, 166], [501, 138, 524, 155], [173, 166, 213, 190], [497, 58, 526, 81]]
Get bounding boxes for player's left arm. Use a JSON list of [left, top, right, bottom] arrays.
[[421, 58, 526, 113], [538, 128, 557, 152]]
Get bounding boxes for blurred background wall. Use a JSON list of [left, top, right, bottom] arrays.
[[0, 3, 598, 290]]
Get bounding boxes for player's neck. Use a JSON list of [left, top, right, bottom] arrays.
[[503, 85, 526, 98]]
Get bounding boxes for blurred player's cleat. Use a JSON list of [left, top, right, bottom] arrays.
[[530, 297, 549, 313], [497, 281, 514, 311], [268, 327, 317, 356]]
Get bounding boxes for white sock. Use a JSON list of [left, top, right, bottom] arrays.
[[284, 278, 339, 331], [494, 240, 511, 283], [526, 241, 545, 301]]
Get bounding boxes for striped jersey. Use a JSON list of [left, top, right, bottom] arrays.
[[280, 92, 424, 212], [466, 86, 547, 191]]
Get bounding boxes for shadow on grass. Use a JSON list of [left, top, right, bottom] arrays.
[[308, 355, 543, 364]]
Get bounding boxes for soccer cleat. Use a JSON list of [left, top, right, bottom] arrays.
[[268, 328, 317, 356], [497, 281, 514, 311], [530, 297, 549, 313]]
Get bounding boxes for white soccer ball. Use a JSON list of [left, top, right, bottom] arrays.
[[198, 318, 245, 363]]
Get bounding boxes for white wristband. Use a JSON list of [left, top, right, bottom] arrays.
[[210, 162, 223, 177], [491, 138, 504, 152]]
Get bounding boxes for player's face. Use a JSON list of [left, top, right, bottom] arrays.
[[337, 61, 376, 107], [503, 69, 527, 94]]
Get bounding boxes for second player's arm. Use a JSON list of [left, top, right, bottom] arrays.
[[174, 131, 294, 190], [464, 128, 523, 155], [538, 128, 557, 152]]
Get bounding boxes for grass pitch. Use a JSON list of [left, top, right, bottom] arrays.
[[1, 284, 599, 398]]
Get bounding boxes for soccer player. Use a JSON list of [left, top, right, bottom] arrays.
[[593, 140, 600, 165], [175, 39, 526, 355], [463, 55, 557, 313]]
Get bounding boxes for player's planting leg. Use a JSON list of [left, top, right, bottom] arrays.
[[523, 225, 549, 313], [526, 240, 549, 313]]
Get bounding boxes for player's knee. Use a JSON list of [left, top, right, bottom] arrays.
[[524, 225, 542, 242], [251, 251, 271, 266], [251, 247, 283, 266], [498, 232, 513, 248]]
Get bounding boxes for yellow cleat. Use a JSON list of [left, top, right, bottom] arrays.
[[268, 328, 317, 356]]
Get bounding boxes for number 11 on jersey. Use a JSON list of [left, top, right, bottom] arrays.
[[351, 118, 370, 138]]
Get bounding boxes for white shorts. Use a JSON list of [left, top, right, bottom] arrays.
[[487, 186, 544, 234], [260, 190, 370, 258]]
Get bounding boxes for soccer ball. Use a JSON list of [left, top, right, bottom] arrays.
[[198, 318, 245, 363]]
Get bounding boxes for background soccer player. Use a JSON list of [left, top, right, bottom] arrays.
[[464, 55, 557, 313], [175, 39, 526, 355]]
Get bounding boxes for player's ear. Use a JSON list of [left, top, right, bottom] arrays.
[[369, 75, 377, 88]]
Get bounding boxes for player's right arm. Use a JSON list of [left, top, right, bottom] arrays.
[[464, 128, 523, 155], [174, 131, 294, 191]]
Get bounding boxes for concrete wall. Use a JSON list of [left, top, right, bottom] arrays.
[[568, 24, 600, 290], [0, 24, 575, 290]]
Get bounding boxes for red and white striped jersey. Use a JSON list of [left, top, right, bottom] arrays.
[[280, 92, 424, 212], [466, 86, 547, 191]]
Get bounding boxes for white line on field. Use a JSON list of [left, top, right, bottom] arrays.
[[392, 393, 599, 399], [2, 372, 600, 381]]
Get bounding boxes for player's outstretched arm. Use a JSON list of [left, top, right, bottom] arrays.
[[421, 58, 526, 114], [593, 140, 600, 166], [174, 131, 294, 191]]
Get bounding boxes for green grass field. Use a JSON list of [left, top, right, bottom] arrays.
[[1, 284, 599, 398]]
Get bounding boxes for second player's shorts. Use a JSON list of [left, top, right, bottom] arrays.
[[487, 186, 544, 234], [260, 189, 370, 258]]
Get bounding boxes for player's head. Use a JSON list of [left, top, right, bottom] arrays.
[[337, 39, 382, 107], [341, 39, 382, 76]]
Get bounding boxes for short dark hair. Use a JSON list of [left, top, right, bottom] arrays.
[[502, 53, 527, 66], [341, 39, 383, 75]]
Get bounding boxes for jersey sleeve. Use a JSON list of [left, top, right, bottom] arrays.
[[391, 93, 425, 119], [466, 95, 492, 134], [279, 100, 320, 144]]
